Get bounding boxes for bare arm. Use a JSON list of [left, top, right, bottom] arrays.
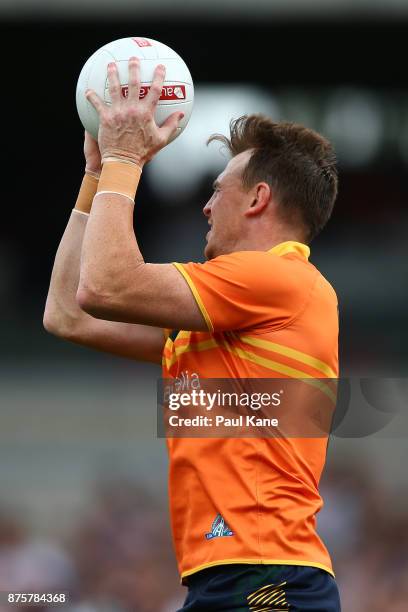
[[77, 59, 208, 331], [78, 196, 207, 330], [43, 135, 165, 364]]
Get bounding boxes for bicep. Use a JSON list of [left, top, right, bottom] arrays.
[[134, 263, 209, 330], [80, 263, 209, 332]]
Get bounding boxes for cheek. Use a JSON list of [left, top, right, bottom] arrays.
[[222, 201, 243, 234], [214, 196, 235, 222]]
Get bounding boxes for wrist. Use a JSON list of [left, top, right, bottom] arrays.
[[85, 167, 101, 179], [75, 173, 99, 214], [101, 150, 145, 171], [96, 159, 142, 202]]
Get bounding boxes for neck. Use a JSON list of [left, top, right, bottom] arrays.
[[232, 226, 306, 253]]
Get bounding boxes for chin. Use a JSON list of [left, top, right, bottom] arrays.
[[204, 240, 216, 261], [204, 244, 212, 260], [205, 246, 226, 261]]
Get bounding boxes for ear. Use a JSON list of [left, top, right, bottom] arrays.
[[244, 182, 271, 218]]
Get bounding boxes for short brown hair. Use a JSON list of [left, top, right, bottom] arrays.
[[208, 114, 338, 242]]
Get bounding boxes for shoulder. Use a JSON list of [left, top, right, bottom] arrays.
[[196, 249, 314, 277], [181, 250, 320, 298]]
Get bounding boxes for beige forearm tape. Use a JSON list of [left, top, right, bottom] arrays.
[[74, 172, 100, 213], [96, 160, 142, 202]]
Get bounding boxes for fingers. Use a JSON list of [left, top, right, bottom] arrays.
[[107, 62, 122, 104], [146, 64, 166, 109], [127, 57, 141, 102], [160, 111, 184, 142], [85, 89, 105, 114], [87, 61, 166, 114]]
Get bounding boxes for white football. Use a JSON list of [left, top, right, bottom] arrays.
[[76, 37, 194, 141]]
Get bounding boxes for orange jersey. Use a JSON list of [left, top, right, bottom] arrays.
[[162, 241, 339, 580]]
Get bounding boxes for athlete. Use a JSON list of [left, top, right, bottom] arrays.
[[44, 58, 341, 611]]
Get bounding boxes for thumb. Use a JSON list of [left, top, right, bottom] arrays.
[[160, 111, 184, 141]]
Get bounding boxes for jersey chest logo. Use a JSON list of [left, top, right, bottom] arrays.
[[205, 513, 234, 540]]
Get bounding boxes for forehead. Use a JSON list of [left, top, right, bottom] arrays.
[[218, 150, 252, 184]]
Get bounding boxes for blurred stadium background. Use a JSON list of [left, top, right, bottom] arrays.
[[1, 0, 408, 610]]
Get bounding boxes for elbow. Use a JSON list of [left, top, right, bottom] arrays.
[[76, 284, 100, 316], [43, 300, 63, 337], [43, 310, 57, 336], [76, 283, 111, 320], [43, 309, 74, 340]]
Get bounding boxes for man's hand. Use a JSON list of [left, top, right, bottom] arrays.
[[84, 131, 102, 175], [85, 58, 184, 168]]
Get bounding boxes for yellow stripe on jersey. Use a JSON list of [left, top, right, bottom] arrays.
[[163, 333, 336, 402], [221, 341, 336, 403], [172, 262, 214, 332], [162, 336, 218, 370], [235, 334, 337, 378]]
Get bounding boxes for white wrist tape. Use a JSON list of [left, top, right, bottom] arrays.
[[94, 190, 135, 204], [72, 208, 90, 217], [102, 156, 143, 172]]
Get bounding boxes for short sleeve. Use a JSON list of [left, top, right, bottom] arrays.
[[173, 251, 316, 333]]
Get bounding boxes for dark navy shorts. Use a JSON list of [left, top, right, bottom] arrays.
[[178, 564, 341, 611]]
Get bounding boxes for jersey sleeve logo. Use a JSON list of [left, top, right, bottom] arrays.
[[205, 513, 234, 540]]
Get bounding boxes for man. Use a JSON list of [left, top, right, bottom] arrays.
[[44, 57, 341, 611]]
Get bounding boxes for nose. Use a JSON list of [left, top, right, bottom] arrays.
[[203, 199, 212, 218]]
